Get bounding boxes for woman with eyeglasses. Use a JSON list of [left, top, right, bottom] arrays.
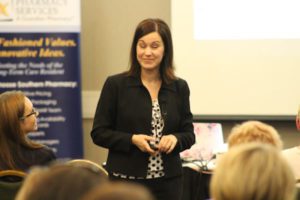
[[0, 90, 56, 172]]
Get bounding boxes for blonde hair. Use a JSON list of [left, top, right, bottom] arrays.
[[211, 143, 295, 200], [227, 121, 282, 150]]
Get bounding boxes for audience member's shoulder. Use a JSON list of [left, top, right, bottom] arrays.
[[15, 145, 55, 170], [282, 146, 299, 155], [41, 145, 56, 156], [36, 145, 56, 163]]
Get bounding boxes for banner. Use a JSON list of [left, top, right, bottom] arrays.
[[0, 0, 83, 159]]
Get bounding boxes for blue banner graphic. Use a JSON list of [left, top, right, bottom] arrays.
[[0, 0, 83, 159]]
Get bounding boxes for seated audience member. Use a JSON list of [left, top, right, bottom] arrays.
[[282, 111, 300, 186], [81, 181, 155, 200], [296, 107, 300, 130], [0, 91, 56, 171], [283, 146, 300, 187], [227, 120, 282, 150], [15, 163, 108, 200], [210, 143, 295, 200]]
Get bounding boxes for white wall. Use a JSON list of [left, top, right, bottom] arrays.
[[172, 0, 300, 116], [80, 0, 300, 165]]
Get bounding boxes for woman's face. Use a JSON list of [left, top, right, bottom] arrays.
[[20, 97, 38, 133], [136, 32, 165, 72]]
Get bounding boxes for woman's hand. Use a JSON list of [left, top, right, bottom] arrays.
[[131, 134, 157, 155], [158, 134, 177, 154]]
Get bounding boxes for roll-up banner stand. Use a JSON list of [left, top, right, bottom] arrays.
[[0, 0, 83, 159]]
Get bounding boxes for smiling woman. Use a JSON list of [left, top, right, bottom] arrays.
[[91, 18, 195, 200], [0, 90, 56, 171], [136, 32, 165, 72]]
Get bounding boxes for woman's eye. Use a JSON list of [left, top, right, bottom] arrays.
[[138, 43, 146, 48], [151, 43, 160, 49]]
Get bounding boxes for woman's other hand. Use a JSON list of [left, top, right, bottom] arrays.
[[158, 135, 177, 154]]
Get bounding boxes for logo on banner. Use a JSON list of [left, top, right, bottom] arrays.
[[0, 0, 78, 25], [0, 1, 13, 22]]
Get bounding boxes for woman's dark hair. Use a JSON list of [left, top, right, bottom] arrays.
[[127, 18, 176, 83], [0, 90, 42, 170]]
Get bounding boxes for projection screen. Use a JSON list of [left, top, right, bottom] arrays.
[[171, 0, 300, 117]]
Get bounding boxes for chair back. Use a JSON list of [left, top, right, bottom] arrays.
[[67, 159, 109, 177], [0, 170, 27, 200], [295, 186, 300, 200]]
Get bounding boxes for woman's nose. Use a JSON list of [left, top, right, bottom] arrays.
[[144, 47, 152, 55]]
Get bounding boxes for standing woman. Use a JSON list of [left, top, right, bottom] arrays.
[[91, 18, 195, 200], [0, 91, 56, 171]]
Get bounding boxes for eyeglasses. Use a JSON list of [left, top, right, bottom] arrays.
[[20, 108, 39, 120]]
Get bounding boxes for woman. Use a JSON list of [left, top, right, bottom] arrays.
[[211, 143, 295, 200], [0, 90, 56, 171], [91, 18, 195, 200]]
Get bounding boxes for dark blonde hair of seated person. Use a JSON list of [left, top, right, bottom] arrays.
[[81, 181, 155, 200], [0, 91, 43, 170], [210, 143, 295, 200], [15, 163, 108, 200], [227, 120, 283, 150]]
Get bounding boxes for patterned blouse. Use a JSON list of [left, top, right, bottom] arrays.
[[146, 99, 165, 178], [112, 99, 165, 179]]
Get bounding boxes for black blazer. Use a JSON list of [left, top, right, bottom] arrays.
[[91, 73, 195, 177]]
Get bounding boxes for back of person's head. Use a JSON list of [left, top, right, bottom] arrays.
[[81, 181, 155, 200], [227, 120, 282, 150], [0, 90, 42, 169], [128, 18, 176, 83], [211, 143, 295, 200], [15, 163, 108, 200]]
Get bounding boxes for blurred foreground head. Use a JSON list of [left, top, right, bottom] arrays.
[[16, 163, 108, 200], [81, 181, 155, 200], [211, 143, 295, 200]]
